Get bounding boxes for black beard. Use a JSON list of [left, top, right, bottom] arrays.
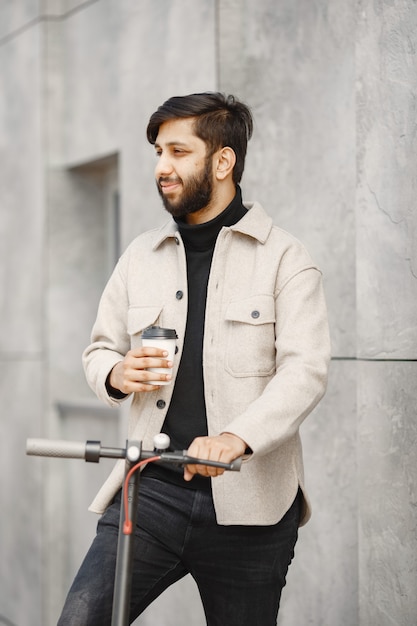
[[157, 157, 213, 219]]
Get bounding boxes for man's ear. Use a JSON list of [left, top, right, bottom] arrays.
[[215, 147, 236, 181]]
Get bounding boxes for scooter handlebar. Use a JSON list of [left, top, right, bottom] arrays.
[[26, 438, 242, 471]]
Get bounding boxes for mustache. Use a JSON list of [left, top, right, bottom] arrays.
[[158, 176, 181, 185]]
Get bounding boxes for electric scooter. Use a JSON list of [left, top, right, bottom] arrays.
[[26, 434, 242, 626]]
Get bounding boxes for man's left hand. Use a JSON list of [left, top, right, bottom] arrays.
[[184, 433, 247, 481]]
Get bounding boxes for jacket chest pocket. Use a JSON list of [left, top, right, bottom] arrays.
[[127, 306, 163, 348], [224, 295, 276, 377]]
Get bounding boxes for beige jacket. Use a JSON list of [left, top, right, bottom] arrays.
[[83, 201, 330, 525]]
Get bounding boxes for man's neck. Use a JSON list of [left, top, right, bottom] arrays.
[[185, 181, 237, 225]]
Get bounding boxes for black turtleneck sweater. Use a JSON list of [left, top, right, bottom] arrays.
[[143, 187, 247, 489]]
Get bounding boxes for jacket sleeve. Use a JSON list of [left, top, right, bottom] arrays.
[[222, 265, 331, 456], [82, 256, 131, 407]]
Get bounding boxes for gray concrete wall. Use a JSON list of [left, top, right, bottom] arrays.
[[0, 4, 45, 625], [356, 2, 417, 625], [0, 1, 416, 625]]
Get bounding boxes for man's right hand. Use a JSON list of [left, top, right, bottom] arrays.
[[109, 347, 173, 393]]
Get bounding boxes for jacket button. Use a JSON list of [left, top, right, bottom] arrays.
[[174, 237, 180, 245], [156, 399, 166, 409], [251, 310, 260, 319], [176, 290, 184, 300]]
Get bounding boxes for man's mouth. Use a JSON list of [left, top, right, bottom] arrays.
[[159, 178, 181, 193]]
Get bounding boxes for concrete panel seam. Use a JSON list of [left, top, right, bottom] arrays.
[[331, 357, 417, 362], [0, 0, 102, 47]]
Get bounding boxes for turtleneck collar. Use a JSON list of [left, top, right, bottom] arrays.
[[174, 185, 247, 252]]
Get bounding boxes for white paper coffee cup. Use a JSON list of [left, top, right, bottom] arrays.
[[141, 326, 177, 385]]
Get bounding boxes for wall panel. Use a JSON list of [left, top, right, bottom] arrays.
[[358, 361, 417, 626], [279, 360, 358, 625]]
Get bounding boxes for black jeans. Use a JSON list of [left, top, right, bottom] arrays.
[[58, 477, 301, 626]]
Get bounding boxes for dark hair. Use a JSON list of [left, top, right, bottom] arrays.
[[146, 92, 253, 184]]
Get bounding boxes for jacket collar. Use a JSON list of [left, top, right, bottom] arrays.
[[230, 201, 273, 244], [152, 201, 273, 250], [152, 220, 178, 250]]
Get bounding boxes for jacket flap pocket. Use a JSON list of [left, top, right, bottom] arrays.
[[225, 295, 275, 325], [127, 306, 163, 335]]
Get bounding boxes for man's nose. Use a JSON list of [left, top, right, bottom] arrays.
[[155, 153, 174, 178]]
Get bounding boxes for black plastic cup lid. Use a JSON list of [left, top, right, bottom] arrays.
[[142, 326, 177, 339]]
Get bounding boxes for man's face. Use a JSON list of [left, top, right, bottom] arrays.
[[154, 118, 215, 220]]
